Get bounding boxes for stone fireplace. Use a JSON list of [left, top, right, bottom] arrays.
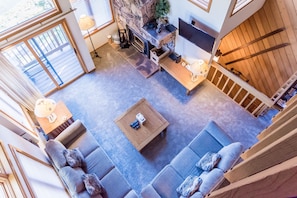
[[113, 0, 177, 57], [127, 26, 153, 57], [113, 0, 157, 38]]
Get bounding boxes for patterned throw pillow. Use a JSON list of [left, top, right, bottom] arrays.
[[63, 148, 85, 168], [196, 152, 221, 171], [176, 175, 202, 198], [82, 173, 103, 196]]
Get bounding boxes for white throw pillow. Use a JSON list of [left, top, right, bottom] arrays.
[[216, 142, 243, 172]]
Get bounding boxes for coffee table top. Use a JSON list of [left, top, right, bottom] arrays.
[[114, 98, 169, 151]]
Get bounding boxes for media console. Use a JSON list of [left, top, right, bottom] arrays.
[[159, 56, 206, 95]]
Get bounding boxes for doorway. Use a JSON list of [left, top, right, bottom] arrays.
[[2, 23, 84, 95]]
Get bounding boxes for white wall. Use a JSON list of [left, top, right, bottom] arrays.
[[167, 0, 232, 63], [166, 0, 266, 64], [85, 23, 118, 52]]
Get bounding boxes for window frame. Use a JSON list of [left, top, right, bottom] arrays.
[[232, 0, 254, 15], [0, 0, 61, 42], [0, 142, 24, 198], [188, 0, 213, 12]]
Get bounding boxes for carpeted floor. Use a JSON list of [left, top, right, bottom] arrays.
[[50, 43, 274, 195]]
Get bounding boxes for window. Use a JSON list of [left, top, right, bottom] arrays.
[[69, 0, 114, 35], [188, 0, 212, 12], [0, 0, 60, 40], [0, 90, 36, 137], [232, 0, 253, 15], [0, 142, 19, 198]]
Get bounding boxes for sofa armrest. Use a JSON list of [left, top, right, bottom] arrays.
[[203, 121, 233, 146], [189, 121, 233, 157], [55, 120, 86, 147]]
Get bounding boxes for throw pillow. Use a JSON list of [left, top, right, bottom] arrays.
[[196, 152, 221, 171], [216, 142, 243, 172], [45, 139, 67, 170], [82, 173, 103, 196], [176, 175, 202, 198], [63, 148, 85, 168], [59, 166, 85, 196]]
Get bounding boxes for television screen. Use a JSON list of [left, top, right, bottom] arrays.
[[178, 18, 215, 53]]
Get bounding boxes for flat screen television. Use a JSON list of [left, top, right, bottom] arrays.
[[178, 18, 215, 53]]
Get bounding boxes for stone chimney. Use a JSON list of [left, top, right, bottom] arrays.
[[113, 0, 157, 36]]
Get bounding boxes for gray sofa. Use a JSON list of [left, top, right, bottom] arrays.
[[141, 121, 243, 198], [45, 119, 138, 198]]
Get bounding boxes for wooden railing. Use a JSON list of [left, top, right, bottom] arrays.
[[207, 62, 274, 116]]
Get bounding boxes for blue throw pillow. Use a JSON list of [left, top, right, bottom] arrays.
[[196, 152, 221, 171], [176, 175, 202, 197], [82, 173, 103, 196], [63, 148, 85, 168]]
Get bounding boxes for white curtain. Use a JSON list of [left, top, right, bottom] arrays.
[[0, 53, 43, 111]]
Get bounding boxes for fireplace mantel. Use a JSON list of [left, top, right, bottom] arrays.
[[113, 0, 176, 50]]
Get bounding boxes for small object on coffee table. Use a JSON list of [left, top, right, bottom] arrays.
[[130, 119, 140, 130], [136, 113, 146, 125]]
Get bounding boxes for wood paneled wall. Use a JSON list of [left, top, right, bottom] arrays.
[[218, 0, 297, 98]]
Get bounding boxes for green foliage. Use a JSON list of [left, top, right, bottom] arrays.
[[155, 0, 170, 19]]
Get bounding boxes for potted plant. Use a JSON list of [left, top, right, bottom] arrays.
[[154, 0, 170, 33]]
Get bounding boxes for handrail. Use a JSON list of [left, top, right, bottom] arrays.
[[208, 62, 274, 116], [212, 62, 274, 107]]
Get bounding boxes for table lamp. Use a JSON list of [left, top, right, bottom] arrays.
[[78, 14, 101, 58], [186, 60, 209, 82], [34, 98, 57, 123]]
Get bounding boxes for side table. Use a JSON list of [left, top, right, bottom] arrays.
[[36, 101, 74, 139]]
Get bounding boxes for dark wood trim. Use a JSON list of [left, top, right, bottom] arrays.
[[222, 27, 286, 56], [225, 43, 290, 65]]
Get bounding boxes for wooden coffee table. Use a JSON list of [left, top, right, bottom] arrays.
[[114, 98, 169, 151]]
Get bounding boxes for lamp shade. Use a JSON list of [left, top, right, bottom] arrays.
[[34, 98, 56, 118], [190, 60, 208, 76], [78, 15, 95, 30]]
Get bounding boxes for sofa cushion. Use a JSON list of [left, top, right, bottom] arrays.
[[141, 185, 162, 198], [67, 132, 101, 158], [82, 173, 103, 196], [217, 142, 243, 172], [198, 168, 224, 196], [191, 191, 204, 198], [151, 165, 184, 198], [196, 152, 221, 171], [176, 175, 202, 198], [124, 190, 139, 198], [100, 168, 132, 198], [75, 190, 103, 198], [170, 147, 203, 178], [45, 139, 67, 170], [84, 147, 114, 179], [59, 166, 85, 196], [63, 148, 85, 168]]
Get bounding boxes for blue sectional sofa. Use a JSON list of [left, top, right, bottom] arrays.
[[45, 120, 138, 198], [141, 121, 243, 198]]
